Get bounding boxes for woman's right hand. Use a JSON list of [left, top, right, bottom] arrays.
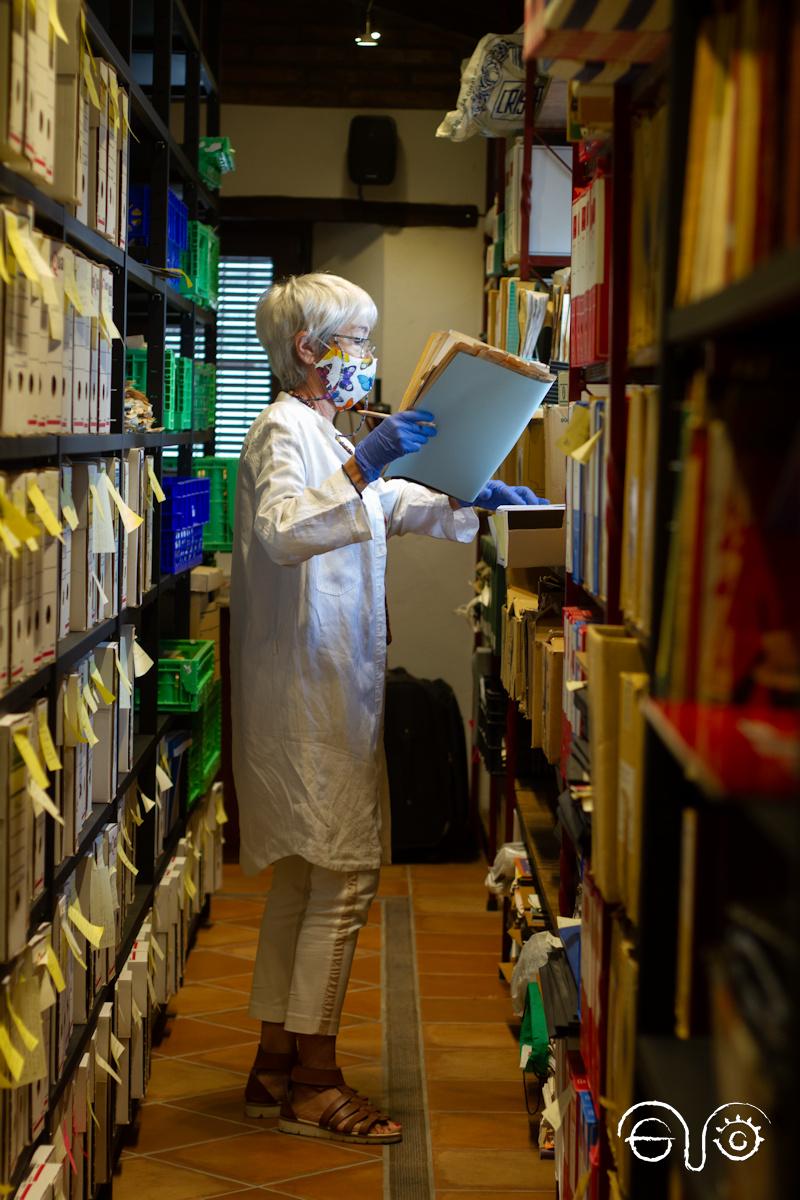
[[353, 411, 437, 483]]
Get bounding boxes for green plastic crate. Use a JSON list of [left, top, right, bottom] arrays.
[[208, 228, 219, 309], [157, 639, 215, 712], [180, 221, 219, 309], [193, 363, 216, 430], [198, 136, 236, 190], [187, 680, 222, 807], [162, 348, 179, 429], [193, 456, 238, 552], [125, 347, 148, 391], [175, 355, 194, 430]]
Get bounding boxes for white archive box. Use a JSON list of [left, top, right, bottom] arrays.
[[71, 252, 93, 433], [31, 467, 60, 670], [118, 87, 129, 247], [36, 235, 66, 431], [0, 0, 27, 164], [23, 0, 55, 185], [97, 265, 113, 433], [58, 464, 73, 638], [10, 472, 36, 678], [53, 0, 90, 206], [31, 699, 48, 901], [1, 205, 38, 434], [89, 261, 101, 431], [88, 56, 108, 234], [91, 641, 118, 803], [117, 622, 135, 772], [0, 710, 34, 962], [104, 64, 119, 244], [490, 504, 567, 569]]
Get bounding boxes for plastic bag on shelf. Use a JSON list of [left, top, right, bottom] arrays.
[[511, 929, 562, 1015], [485, 841, 526, 896], [436, 32, 525, 142]]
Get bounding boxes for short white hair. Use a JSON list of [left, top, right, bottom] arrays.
[[255, 272, 378, 390]]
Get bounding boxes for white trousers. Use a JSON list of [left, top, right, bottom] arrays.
[[249, 855, 380, 1036]]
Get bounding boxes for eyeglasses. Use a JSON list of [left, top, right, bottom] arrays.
[[330, 333, 377, 358]]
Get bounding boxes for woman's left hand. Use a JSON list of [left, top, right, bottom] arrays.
[[456, 480, 548, 509]]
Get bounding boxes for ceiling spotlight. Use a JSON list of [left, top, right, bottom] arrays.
[[355, 2, 381, 47]]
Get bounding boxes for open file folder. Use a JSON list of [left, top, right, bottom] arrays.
[[383, 332, 554, 502]]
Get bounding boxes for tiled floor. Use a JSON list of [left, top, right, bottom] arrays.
[[115, 862, 555, 1199]]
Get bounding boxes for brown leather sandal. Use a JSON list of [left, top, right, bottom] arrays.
[[244, 1048, 296, 1118], [278, 1065, 402, 1145]]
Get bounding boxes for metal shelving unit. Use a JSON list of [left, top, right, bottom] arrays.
[[0, 2, 220, 1193]]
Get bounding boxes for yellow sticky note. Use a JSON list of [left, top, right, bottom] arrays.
[[37, 709, 62, 772], [62, 251, 82, 313], [82, 682, 98, 715], [146, 460, 165, 503], [215, 791, 229, 826], [0, 219, 11, 284], [0, 519, 21, 558], [107, 75, 120, 133], [12, 731, 49, 790], [100, 470, 142, 533], [130, 801, 143, 827], [87, 1098, 100, 1129], [131, 998, 142, 1027], [63, 921, 86, 968], [3, 210, 40, 283], [82, 47, 101, 109], [183, 871, 197, 900], [95, 1052, 122, 1085], [555, 404, 592, 456], [46, 944, 66, 993], [110, 1032, 125, 1063], [139, 791, 155, 813], [0, 491, 40, 546], [132, 638, 154, 677], [0, 1025, 24, 1081], [90, 665, 115, 705], [120, 822, 133, 849], [117, 845, 138, 877], [77, 698, 99, 747], [28, 779, 65, 826], [67, 901, 104, 949], [7, 994, 38, 1053], [114, 649, 133, 696], [60, 486, 79, 530], [150, 936, 164, 961], [570, 427, 603, 465], [27, 481, 64, 541], [49, 0, 69, 42], [146, 969, 158, 1006], [99, 282, 123, 343]]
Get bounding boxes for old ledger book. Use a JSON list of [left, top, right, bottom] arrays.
[[383, 331, 554, 503]]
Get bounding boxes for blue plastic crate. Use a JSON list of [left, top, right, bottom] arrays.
[[127, 187, 188, 274], [161, 524, 205, 575], [128, 184, 150, 247], [161, 476, 210, 531]]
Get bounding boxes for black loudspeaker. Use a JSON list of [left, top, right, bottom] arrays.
[[347, 116, 397, 186]]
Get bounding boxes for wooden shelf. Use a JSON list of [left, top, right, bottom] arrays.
[[667, 244, 800, 343], [515, 783, 561, 932]]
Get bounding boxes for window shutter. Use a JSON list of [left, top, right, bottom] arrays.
[[216, 257, 274, 455]]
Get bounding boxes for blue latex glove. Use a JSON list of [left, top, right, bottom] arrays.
[[467, 480, 548, 509], [354, 410, 437, 483]]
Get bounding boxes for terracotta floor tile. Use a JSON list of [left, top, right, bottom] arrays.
[[168, 1087, 263, 1127], [348, 956, 381, 984], [434, 1148, 556, 1190], [171, 985, 255, 1017], [418, 973, 508, 1000], [215, 864, 273, 894], [154, 1017, 254, 1058], [209, 897, 266, 922], [426, 1080, 528, 1112], [422, 1023, 518, 1050], [425, 1047, 520, 1083], [376, 876, 409, 897], [413, 893, 495, 915], [209, 973, 256, 995], [420, 997, 512, 1024], [155, 1131, 374, 1187], [416, 951, 501, 975], [184, 951, 255, 983], [341, 987, 382, 1020], [409, 864, 484, 881], [111, 1156, 235, 1200], [146, 1057, 247, 1102], [129, 1103, 262, 1154], [430, 1111, 535, 1150], [196, 923, 259, 948], [414, 931, 500, 954], [186, 1042, 259, 1076], [225, 944, 259, 962], [336, 1022, 383, 1058], [274, 1160, 383, 1198], [202, 1009, 261, 1034], [355, 925, 381, 950], [414, 914, 499, 935]]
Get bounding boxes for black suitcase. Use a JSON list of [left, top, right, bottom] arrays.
[[384, 667, 472, 860]]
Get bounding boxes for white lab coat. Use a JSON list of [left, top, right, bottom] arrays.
[[230, 393, 479, 875]]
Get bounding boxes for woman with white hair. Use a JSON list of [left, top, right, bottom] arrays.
[[230, 272, 540, 1146]]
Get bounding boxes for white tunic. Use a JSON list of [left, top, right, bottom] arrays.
[[230, 393, 479, 875]]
